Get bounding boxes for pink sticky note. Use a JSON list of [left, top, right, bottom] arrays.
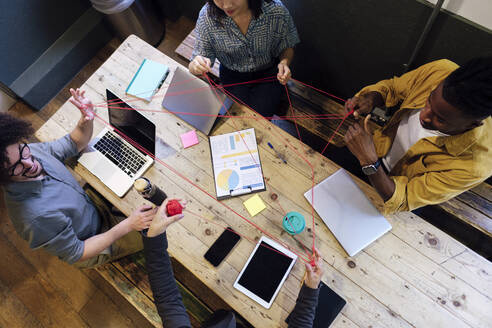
[[180, 130, 199, 148]]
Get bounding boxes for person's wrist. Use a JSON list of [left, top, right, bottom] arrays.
[[120, 218, 134, 234], [146, 228, 158, 238], [304, 280, 320, 289], [147, 225, 165, 238], [279, 59, 289, 66], [78, 116, 89, 126], [359, 155, 379, 166]]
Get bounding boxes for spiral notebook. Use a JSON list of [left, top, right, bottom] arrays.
[[126, 59, 169, 102]]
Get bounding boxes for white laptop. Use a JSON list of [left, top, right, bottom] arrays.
[[78, 89, 155, 197], [161, 66, 233, 135], [304, 169, 392, 256]]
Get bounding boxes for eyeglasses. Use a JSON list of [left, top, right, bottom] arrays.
[[8, 143, 32, 176]]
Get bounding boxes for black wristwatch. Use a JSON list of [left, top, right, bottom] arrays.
[[361, 159, 381, 175]]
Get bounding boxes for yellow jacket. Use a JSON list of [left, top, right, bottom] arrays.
[[357, 59, 492, 215]]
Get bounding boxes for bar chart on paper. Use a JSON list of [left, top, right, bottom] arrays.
[[210, 128, 266, 199]]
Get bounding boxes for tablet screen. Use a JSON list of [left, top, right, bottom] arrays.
[[237, 241, 295, 302]]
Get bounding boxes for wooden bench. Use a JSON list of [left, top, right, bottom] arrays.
[[421, 178, 492, 259], [175, 29, 492, 258], [91, 252, 251, 327], [439, 178, 492, 237]]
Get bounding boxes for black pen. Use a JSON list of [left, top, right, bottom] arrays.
[[267, 142, 287, 164]]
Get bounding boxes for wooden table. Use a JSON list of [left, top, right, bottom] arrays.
[[176, 29, 492, 243], [36, 35, 492, 328]]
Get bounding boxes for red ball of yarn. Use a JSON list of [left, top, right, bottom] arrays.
[[166, 200, 183, 216]]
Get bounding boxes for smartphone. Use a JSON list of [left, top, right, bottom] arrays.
[[313, 281, 346, 327], [204, 227, 241, 267], [370, 106, 392, 126], [286, 281, 346, 327]]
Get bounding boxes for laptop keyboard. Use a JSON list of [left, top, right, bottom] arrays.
[[93, 131, 147, 177]]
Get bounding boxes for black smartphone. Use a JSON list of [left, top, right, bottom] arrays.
[[204, 227, 241, 267], [313, 281, 346, 327], [286, 281, 346, 327], [370, 106, 392, 126]]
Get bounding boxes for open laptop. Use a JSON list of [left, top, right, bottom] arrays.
[[304, 168, 392, 256], [161, 66, 233, 135], [77, 89, 155, 197]]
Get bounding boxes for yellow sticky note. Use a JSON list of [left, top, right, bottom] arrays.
[[243, 194, 266, 217]]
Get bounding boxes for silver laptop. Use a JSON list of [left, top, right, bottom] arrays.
[[304, 168, 391, 256], [161, 66, 233, 135], [78, 90, 155, 197]]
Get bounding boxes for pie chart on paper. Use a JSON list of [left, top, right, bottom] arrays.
[[217, 169, 239, 191]]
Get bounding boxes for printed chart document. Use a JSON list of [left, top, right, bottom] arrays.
[[210, 128, 266, 200]]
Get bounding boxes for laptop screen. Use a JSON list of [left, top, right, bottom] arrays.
[[161, 67, 232, 135], [106, 89, 156, 156]]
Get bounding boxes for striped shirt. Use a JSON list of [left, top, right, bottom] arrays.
[[192, 0, 300, 73]]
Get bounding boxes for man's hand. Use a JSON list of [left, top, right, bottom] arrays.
[[147, 199, 186, 238], [344, 91, 383, 119], [189, 56, 211, 76], [69, 88, 95, 152], [344, 116, 378, 166], [304, 248, 323, 289], [277, 62, 291, 85], [69, 88, 94, 122], [128, 205, 158, 231]]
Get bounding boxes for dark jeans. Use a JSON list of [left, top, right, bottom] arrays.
[[220, 64, 283, 118]]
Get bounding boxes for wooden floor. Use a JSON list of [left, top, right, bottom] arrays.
[[0, 17, 195, 328]]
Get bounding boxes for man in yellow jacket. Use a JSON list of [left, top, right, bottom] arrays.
[[343, 57, 492, 215]]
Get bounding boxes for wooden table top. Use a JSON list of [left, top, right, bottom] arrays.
[[36, 35, 491, 328]]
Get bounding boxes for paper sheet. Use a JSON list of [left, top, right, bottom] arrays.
[[209, 128, 265, 199]]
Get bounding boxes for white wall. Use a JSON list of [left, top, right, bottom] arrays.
[[425, 0, 492, 31]]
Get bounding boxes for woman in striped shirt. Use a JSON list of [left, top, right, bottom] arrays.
[[189, 0, 300, 117]]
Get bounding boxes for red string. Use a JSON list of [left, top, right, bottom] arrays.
[[205, 75, 318, 255], [97, 104, 344, 120], [291, 78, 346, 103], [320, 108, 354, 155], [203, 73, 313, 260], [284, 84, 303, 144], [88, 72, 352, 263], [93, 73, 204, 106], [91, 110, 311, 263], [96, 75, 278, 108]]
